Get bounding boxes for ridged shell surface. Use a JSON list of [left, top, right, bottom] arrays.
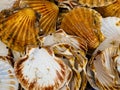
[[0, 57, 18, 90], [0, 8, 39, 52], [14, 47, 72, 90], [61, 7, 104, 50], [79, 0, 116, 7], [21, 0, 59, 35]]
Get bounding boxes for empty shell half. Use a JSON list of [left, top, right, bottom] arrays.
[[79, 0, 116, 8], [0, 8, 39, 52], [0, 56, 18, 90], [21, 0, 59, 35], [87, 46, 120, 90], [39, 29, 87, 54], [94, 17, 120, 53], [95, 0, 120, 17], [14, 47, 72, 90], [60, 7, 104, 50], [51, 43, 88, 90]]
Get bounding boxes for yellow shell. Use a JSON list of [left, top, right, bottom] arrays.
[[21, 0, 59, 35], [79, 0, 116, 7], [0, 8, 39, 52], [60, 7, 104, 50], [95, 0, 120, 17]]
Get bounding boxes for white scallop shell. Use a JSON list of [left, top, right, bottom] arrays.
[[0, 57, 18, 90], [94, 17, 120, 54], [15, 47, 72, 90]]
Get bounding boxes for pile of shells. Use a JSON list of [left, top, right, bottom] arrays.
[[0, 0, 120, 90]]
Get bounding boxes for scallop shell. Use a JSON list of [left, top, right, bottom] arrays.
[[0, 0, 16, 11], [60, 7, 104, 50], [0, 8, 39, 52], [79, 0, 116, 8], [39, 29, 87, 54], [94, 17, 120, 54], [87, 46, 120, 90], [51, 43, 88, 90], [14, 47, 72, 90], [95, 0, 120, 17], [0, 56, 18, 90], [21, 0, 59, 35]]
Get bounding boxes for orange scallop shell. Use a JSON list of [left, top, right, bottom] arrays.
[[21, 0, 59, 35], [0, 8, 39, 52], [60, 7, 104, 50], [79, 0, 116, 7], [95, 0, 120, 17]]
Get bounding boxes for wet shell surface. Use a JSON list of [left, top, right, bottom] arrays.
[[79, 0, 116, 7], [60, 7, 104, 50], [21, 0, 59, 35], [95, 0, 120, 17], [0, 8, 39, 52], [87, 46, 120, 90], [0, 0, 16, 11], [0, 56, 18, 90], [94, 17, 120, 53], [14, 47, 72, 90]]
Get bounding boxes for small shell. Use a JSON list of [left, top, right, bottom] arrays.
[[0, 56, 18, 90], [79, 0, 116, 8], [0, 0, 16, 11], [60, 7, 104, 50], [87, 46, 120, 90], [95, 0, 120, 17], [94, 17, 120, 54], [14, 47, 72, 90], [39, 29, 87, 54], [0, 8, 39, 52], [21, 0, 59, 35]]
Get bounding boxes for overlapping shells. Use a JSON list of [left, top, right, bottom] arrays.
[[0, 0, 120, 90]]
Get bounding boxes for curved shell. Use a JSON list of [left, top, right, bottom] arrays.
[[0, 56, 18, 90], [60, 7, 104, 50], [14, 47, 72, 90], [0, 0, 16, 11], [95, 0, 120, 17], [0, 8, 39, 52], [87, 46, 120, 90], [94, 17, 120, 54], [21, 0, 59, 35], [79, 0, 116, 8], [51, 43, 88, 90], [39, 29, 87, 54]]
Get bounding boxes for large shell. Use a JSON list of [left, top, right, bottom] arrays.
[[87, 46, 120, 90], [39, 29, 87, 54], [0, 8, 39, 52], [60, 7, 104, 50], [14, 47, 72, 90], [94, 17, 120, 54], [79, 0, 116, 8], [51, 43, 88, 90], [95, 0, 120, 17], [0, 56, 18, 90], [21, 0, 59, 35]]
